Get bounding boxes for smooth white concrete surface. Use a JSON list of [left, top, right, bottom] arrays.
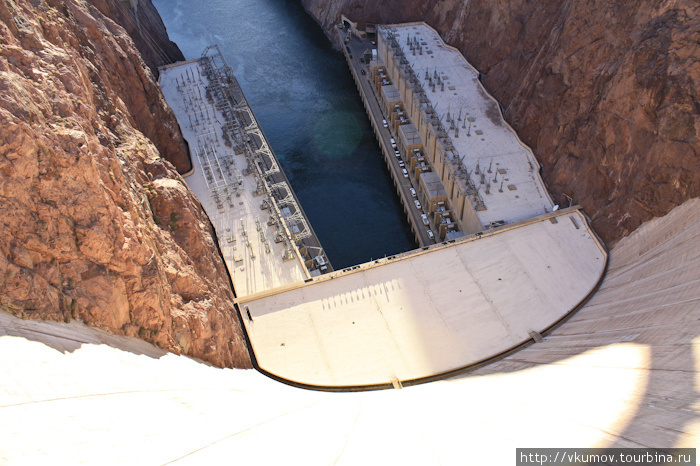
[[1, 194, 698, 465], [0, 322, 652, 465], [242, 209, 606, 386]]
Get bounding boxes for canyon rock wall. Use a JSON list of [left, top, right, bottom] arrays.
[[303, 0, 700, 245], [90, 0, 185, 74], [88, 0, 191, 175], [0, 0, 250, 368]]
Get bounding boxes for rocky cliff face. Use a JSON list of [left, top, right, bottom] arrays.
[[89, 0, 184, 74], [0, 0, 250, 368], [303, 0, 700, 245]]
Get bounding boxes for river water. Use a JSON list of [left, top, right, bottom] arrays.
[[153, 0, 416, 268]]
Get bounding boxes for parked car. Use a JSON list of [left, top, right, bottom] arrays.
[[421, 214, 429, 225], [402, 169, 409, 178], [395, 150, 400, 157], [390, 138, 396, 148], [410, 188, 417, 197], [414, 200, 421, 209], [382, 119, 388, 128], [361, 69, 366, 75], [427, 229, 435, 240]]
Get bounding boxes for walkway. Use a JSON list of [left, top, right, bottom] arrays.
[[342, 33, 433, 246]]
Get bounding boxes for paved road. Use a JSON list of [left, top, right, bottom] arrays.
[[342, 33, 434, 247]]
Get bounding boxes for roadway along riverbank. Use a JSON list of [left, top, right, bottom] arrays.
[[339, 29, 432, 247]]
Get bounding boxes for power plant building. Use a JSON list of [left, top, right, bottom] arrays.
[[373, 23, 555, 238]]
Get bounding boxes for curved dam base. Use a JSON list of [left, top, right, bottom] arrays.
[[239, 207, 606, 388], [0, 198, 698, 464]]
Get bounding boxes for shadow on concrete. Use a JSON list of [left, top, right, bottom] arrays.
[[0, 312, 171, 361], [451, 198, 700, 449]]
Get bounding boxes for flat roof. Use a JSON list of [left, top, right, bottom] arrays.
[[159, 61, 309, 298], [398, 123, 420, 146], [380, 84, 401, 103], [241, 209, 606, 386], [378, 23, 554, 225], [420, 171, 446, 199]]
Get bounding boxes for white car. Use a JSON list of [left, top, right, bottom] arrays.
[[402, 168, 409, 178], [410, 188, 417, 197], [390, 138, 397, 149], [382, 119, 388, 128], [421, 213, 429, 225], [395, 150, 401, 157], [427, 229, 435, 240], [398, 160, 405, 168], [414, 200, 421, 209]]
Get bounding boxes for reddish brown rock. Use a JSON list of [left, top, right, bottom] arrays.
[[0, 0, 250, 368], [87, 0, 191, 174], [304, 0, 700, 245]]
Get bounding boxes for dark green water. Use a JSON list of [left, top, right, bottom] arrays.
[[153, 0, 416, 268]]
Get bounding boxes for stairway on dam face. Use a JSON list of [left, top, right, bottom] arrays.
[[0, 199, 698, 464]]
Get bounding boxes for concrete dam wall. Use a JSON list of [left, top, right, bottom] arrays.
[[1, 196, 697, 463]]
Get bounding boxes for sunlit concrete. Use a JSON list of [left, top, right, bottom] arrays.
[[0, 317, 661, 465], [241, 208, 606, 386], [3, 198, 698, 465], [2, 197, 699, 466]]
